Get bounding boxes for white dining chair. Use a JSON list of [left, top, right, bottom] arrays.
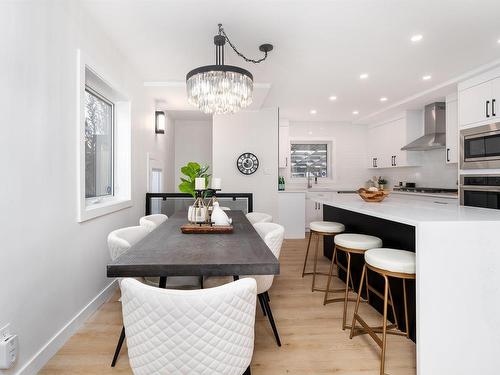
[[107, 225, 201, 367], [139, 213, 168, 232], [204, 222, 285, 347], [108, 226, 150, 262], [120, 277, 257, 375], [246, 212, 272, 225]]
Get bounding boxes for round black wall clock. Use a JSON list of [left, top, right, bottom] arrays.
[[237, 152, 259, 175]]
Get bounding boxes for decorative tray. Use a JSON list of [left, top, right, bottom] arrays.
[[357, 188, 390, 203], [180, 224, 234, 234]]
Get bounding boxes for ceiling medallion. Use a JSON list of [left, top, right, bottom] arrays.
[[186, 24, 273, 115]]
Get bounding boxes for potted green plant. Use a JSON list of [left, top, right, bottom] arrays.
[[178, 162, 211, 222], [377, 177, 388, 190]]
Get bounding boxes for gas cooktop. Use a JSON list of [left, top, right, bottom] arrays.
[[393, 187, 458, 194]]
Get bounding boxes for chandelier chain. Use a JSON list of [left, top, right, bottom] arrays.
[[218, 25, 268, 64]]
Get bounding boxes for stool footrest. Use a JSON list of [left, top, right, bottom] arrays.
[[324, 297, 360, 305], [303, 271, 331, 277]]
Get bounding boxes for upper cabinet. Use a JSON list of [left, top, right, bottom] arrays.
[[367, 111, 422, 169], [458, 66, 500, 128], [445, 93, 458, 164], [278, 119, 290, 169]]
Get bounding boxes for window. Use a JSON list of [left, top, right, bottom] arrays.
[[84, 87, 114, 200], [77, 51, 132, 222], [290, 143, 328, 178]]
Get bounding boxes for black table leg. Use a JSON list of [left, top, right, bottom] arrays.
[[159, 276, 167, 289], [111, 326, 125, 367]]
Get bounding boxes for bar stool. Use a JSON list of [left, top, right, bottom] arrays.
[[302, 221, 345, 293], [323, 233, 383, 330], [350, 248, 415, 375]]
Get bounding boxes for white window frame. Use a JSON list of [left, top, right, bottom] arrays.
[[76, 49, 132, 222], [288, 137, 337, 183]]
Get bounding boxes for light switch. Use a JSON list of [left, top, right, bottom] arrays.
[[0, 334, 18, 369]]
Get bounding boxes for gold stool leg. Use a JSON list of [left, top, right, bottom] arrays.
[[323, 245, 338, 305], [380, 275, 389, 375], [301, 230, 314, 277], [365, 268, 370, 304], [387, 279, 399, 330], [311, 233, 321, 292], [403, 279, 410, 338], [349, 264, 366, 339], [342, 252, 353, 330]]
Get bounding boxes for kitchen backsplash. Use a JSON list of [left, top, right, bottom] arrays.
[[373, 149, 458, 189]]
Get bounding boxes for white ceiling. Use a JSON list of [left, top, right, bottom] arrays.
[[82, 0, 500, 123]]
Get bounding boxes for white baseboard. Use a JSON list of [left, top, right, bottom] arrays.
[[16, 280, 118, 375]]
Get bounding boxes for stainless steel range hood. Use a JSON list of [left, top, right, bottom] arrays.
[[401, 102, 446, 151]]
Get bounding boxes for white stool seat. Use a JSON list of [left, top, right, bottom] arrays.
[[334, 233, 382, 250], [310, 221, 345, 233], [365, 248, 416, 274]]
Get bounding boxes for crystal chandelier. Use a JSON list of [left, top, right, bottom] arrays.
[[186, 24, 273, 114]]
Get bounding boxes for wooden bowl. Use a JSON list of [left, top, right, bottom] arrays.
[[357, 188, 390, 203]]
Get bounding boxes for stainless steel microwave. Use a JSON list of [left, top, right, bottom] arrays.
[[460, 122, 500, 169]]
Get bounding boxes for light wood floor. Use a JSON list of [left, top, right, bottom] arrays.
[[40, 237, 416, 375]]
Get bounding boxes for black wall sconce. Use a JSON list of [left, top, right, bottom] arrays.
[[155, 111, 166, 134]]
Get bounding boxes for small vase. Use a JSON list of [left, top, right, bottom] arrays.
[[188, 205, 207, 223], [379, 184, 385, 190]]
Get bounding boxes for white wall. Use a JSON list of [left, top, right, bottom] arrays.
[[285, 121, 371, 189], [212, 109, 279, 219], [174, 120, 213, 191], [0, 2, 172, 374]]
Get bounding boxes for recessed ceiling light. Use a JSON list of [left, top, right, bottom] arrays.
[[308, 131, 313, 135], [359, 73, 369, 79], [310, 109, 317, 115], [422, 75, 432, 81], [497, 38, 500, 44], [411, 34, 423, 42], [380, 97, 388, 102], [352, 110, 359, 115], [329, 95, 337, 101]]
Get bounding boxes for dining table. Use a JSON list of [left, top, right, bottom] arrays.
[[107, 210, 280, 286]]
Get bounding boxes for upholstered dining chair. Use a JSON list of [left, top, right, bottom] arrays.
[[246, 212, 273, 225], [107, 225, 201, 367], [139, 213, 168, 232], [120, 277, 256, 375], [204, 222, 285, 347]]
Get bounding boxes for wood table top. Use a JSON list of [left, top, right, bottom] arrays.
[[107, 210, 280, 278]]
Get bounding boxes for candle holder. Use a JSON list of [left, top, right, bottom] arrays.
[[188, 190, 208, 225], [205, 188, 221, 224]]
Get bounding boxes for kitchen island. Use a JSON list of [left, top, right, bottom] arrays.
[[311, 192, 500, 375]]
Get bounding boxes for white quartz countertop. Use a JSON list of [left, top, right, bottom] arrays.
[[312, 192, 500, 225]]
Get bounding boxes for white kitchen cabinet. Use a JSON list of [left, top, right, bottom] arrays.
[[278, 119, 290, 169], [445, 93, 458, 164], [492, 77, 500, 117], [305, 193, 324, 229], [367, 111, 421, 169], [458, 81, 492, 127], [277, 192, 305, 239], [458, 66, 500, 127]]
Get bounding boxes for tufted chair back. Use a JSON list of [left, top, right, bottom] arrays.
[[120, 277, 257, 375], [246, 212, 272, 225], [251, 223, 284, 294], [139, 214, 168, 232], [107, 226, 149, 261]]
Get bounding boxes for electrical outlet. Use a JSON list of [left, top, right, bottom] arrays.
[[0, 325, 10, 341]]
